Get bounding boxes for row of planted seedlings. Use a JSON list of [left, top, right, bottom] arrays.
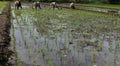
[[11, 5, 120, 66], [11, 9, 42, 65]]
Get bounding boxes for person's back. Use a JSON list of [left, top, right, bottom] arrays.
[[50, 2, 58, 9], [33, 1, 41, 9], [70, 2, 75, 9], [15, 0, 22, 9]]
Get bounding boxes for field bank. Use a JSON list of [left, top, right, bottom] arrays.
[[0, 1, 11, 66]]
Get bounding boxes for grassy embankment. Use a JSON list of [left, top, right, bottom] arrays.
[[0, 1, 11, 66], [0, 1, 8, 14], [76, 3, 120, 9]]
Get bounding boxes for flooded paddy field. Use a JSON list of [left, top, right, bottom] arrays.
[[10, 4, 120, 66]]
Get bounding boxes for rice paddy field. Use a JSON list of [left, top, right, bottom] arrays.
[[10, 4, 120, 66]]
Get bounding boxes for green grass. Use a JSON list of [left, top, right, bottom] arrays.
[[76, 3, 120, 9], [0, 1, 8, 14]]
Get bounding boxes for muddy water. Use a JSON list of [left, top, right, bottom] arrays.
[[10, 8, 120, 66]]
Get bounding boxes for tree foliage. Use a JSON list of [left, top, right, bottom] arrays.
[[108, 0, 120, 4], [0, 0, 120, 4]]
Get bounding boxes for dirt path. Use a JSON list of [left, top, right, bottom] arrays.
[[0, 2, 12, 66]]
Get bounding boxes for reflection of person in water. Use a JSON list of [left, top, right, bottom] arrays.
[[14, 0, 22, 9]]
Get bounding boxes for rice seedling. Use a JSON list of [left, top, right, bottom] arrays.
[[11, 10, 24, 66], [11, 11, 18, 65], [14, 10, 28, 48], [10, 4, 120, 66]]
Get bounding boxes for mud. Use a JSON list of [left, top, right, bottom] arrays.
[[0, 2, 12, 66]]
